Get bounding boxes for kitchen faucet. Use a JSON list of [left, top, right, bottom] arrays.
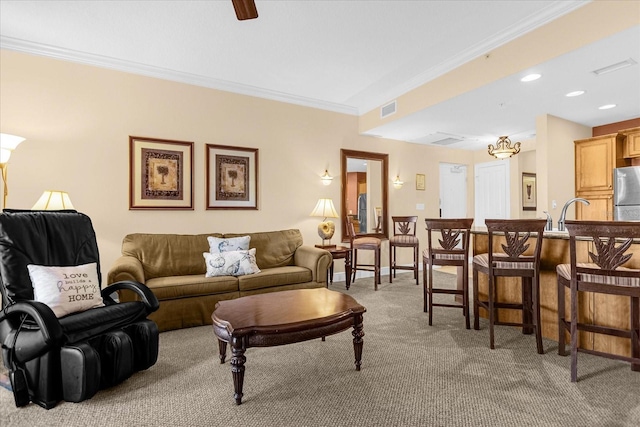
[[557, 198, 590, 231]]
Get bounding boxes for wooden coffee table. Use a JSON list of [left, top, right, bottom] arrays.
[[212, 288, 366, 404]]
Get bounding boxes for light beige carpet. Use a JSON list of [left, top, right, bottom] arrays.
[[2, 271, 640, 426]]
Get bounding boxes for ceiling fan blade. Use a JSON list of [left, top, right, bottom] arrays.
[[232, 0, 258, 21]]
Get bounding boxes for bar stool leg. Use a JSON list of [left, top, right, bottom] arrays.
[[389, 245, 393, 283], [473, 268, 480, 331], [533, 276, 543, 354], [558, 279, 566, 356], [489, 274, 496, 350], [423, 257, 428, 313], [428, 260, 433, 326], [632, 296, 640, 372], [570, 286, 579, 382], [463, 262, 470, 330]]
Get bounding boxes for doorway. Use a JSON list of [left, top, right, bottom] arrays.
[[439, 163, 468, 218], [474, 160, 510, 226]]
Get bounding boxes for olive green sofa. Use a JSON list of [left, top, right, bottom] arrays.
[[107, 229, 332, 332]]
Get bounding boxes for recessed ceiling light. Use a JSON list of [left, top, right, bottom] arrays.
[[566, 90, 585, 97], [521, 73, 541, 82], [598, 104, 617, 110]]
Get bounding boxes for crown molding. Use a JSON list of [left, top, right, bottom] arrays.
[[356, 0, 589, 114], [0, 36, 359, 116]]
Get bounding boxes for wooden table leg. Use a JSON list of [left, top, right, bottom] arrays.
[[230, 336, 246, 405], [352, 313, 364, 371], [329, 260, 335, 286]]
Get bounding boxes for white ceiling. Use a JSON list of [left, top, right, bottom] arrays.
[[1, 1, 639, 151]]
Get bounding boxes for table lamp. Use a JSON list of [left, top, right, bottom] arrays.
[[310, 198, 339, 248], [32, 190, 75, 210]]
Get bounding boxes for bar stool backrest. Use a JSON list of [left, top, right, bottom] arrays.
[[392, 216, 418, 237], [425, 218, 474, 264], [563, 220, 640, 287], [485, 219, 547, 275]]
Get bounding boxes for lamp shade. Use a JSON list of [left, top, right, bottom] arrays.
[[32, 191, 75, 210], [310, 198, 338, 218], [0, 133, 25, 164]]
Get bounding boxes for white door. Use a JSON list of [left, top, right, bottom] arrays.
[[474, 160, 510, 226], [439, 163, 467, 218]]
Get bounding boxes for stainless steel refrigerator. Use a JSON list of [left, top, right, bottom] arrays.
[[614, 166, 640, 221]]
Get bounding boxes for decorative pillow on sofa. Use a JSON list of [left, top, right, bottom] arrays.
[[208, 235, 251, 253], [27, 262, 104, 318], [203, 249, 261, 277]]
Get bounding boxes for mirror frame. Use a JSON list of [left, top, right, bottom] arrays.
[[340, 149, 389, 242]]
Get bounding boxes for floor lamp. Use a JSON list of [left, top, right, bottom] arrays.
[[0, 133, 26, 209]]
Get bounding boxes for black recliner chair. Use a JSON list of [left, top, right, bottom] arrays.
[[0, 210, 159, 409]]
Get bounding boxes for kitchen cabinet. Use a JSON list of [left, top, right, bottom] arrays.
[[621, 126, 640, 158], [575, 192, 613, 220], [574, 133, 627, 220]]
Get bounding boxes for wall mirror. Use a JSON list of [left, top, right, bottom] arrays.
[[340, 149, 389, 241]]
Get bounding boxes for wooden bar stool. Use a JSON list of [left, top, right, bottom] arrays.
[[423, 218, 474, 328], [389, 216, 419, 285], [472, 219, 546, 354], [346, 216, 382, 290], [557, 220, 640, 382]]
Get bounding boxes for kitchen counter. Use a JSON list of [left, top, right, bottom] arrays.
[[471, 228, 640, 357]]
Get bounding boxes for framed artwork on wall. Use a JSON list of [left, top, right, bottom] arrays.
[[129, 136, 194, 210], [522, 172, 537, 211], [416, 174, 426, 191], [206, 144, 258, 210]]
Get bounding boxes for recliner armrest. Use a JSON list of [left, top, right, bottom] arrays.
[[102, 281, 160, 313], [0, 301, 64, 363]]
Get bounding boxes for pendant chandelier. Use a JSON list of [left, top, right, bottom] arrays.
[[488, 136, 521, 159]]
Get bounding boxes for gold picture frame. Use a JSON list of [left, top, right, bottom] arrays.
[[129, 136, 194, 210], [522, 172, 537, 211], [416, 174, 426, 191], [206, 144, 258, 210]]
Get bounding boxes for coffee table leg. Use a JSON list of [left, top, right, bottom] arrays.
[[351, 313, 364, 371], [230, 336, 246, 405], [218, 339, 227, 364]]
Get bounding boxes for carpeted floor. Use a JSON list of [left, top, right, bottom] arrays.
[[2, 271, 640, 426]]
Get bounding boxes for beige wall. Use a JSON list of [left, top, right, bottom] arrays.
[[536, 114, 591, 224], [1, 50, 478, 277], [359, 1, 640, 133]]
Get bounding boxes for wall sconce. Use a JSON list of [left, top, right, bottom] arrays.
[[0, 133, 26, 208], [393, 176, 404, 189], [310, 198, 339, 248], [320, 170, 333, 186], [488, 135, 521, 159], [32, 190, 75, 210]]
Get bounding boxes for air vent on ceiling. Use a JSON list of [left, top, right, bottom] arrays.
[[432, 137, 462, 146], [592, 58, 637, 76], [380, 100, 397, 118]]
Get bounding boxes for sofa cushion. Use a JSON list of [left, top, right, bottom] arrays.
[[203, 249, 260, 277], [145, 274, 238, 301], [122, 233, 222, 279], [237, 266, 312, 292], [207, 235, 250, 253], [225, 229, 303, 270]]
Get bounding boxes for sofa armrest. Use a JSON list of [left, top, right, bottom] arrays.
[[107, 255, 145, 285], [294, 246, 332, 284]]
